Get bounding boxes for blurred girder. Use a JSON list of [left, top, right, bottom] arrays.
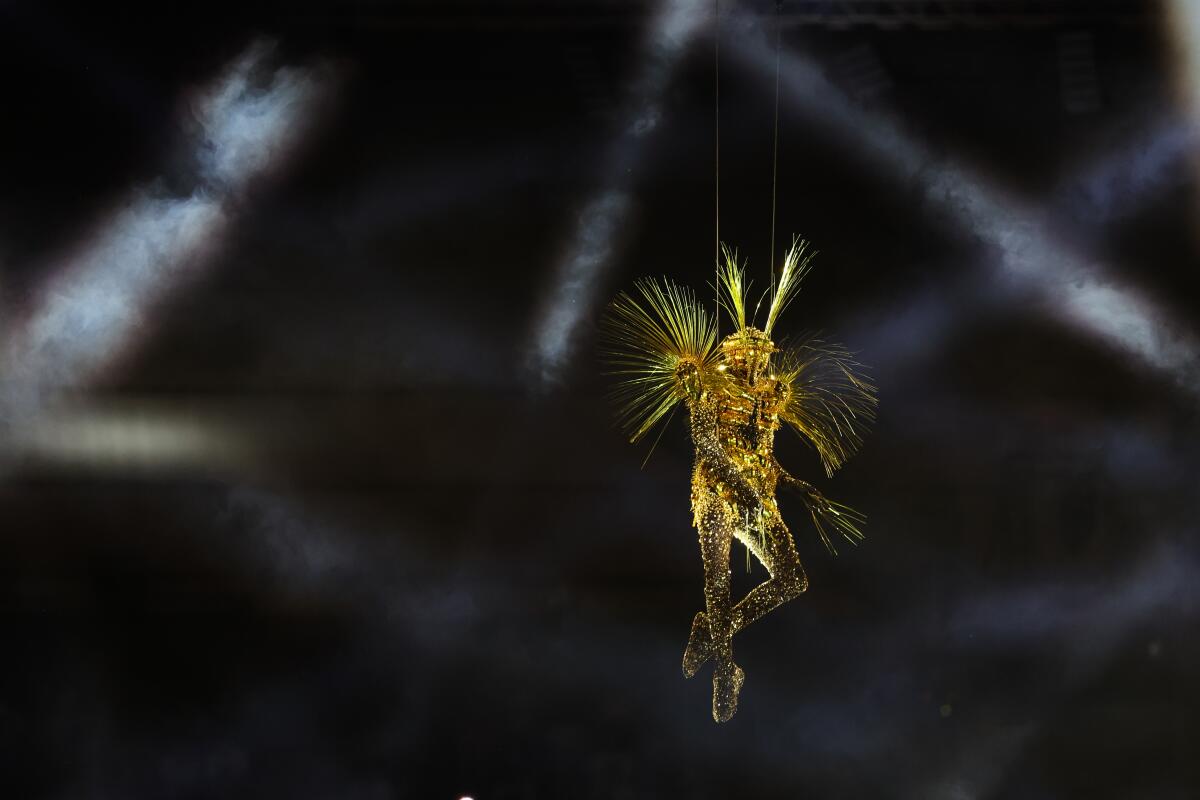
[[273, 1, 1149, 31], [779, 1, 1147, 29]]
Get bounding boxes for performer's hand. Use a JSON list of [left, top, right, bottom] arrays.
[[757, 496, 784, 528]]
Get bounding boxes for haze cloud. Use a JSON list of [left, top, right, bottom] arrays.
[[729, 17, 1200, 397], [530, 0, 709, 384], [0, 41, 335, 429]]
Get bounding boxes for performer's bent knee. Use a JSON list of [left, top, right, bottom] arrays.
[[778, 567, 808, 599]]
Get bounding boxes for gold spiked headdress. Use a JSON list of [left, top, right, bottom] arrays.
[[602, 239, 876, 461]]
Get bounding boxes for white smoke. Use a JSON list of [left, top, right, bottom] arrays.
[[1056, 115, 1199, 226], [2, 195, 226, 419], [729, 18, 1200, 396], [192, 40, 327, 189], [0, 41, 334, 428], [531, 190, 631, 383], [530, 0, 710, 384], [917, 541, 1199, 799], [9, 399, 252, 474]]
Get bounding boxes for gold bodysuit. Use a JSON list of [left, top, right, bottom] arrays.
[[601, 240, 876, 721]]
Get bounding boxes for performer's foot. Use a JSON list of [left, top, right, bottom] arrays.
[[711, 658, 745, 723], [682, 612, 712, 678]]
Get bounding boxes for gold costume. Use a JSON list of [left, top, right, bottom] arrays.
[[601, 240, 877, 722]]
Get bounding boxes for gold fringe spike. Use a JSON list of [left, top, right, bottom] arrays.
[[715, 244, 750, 331], [776, 334, 877, 477], [599, 277, 717, 444], [764, 236, 815, 336]]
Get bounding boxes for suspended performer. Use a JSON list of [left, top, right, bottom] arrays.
[[600, 238, 877, 722]]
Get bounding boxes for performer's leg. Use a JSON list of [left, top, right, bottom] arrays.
[[730, 518, 808, 636], [685, 516, 809, 674], [689, 510, 744, 722], [683, 510, 728, 678], [682, 611, 711, 678]]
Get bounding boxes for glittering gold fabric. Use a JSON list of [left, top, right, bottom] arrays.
[[600, 240, 877, 722]]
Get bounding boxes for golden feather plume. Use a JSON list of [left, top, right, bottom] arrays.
[[716, 244, 751, 331], [598, 277, 717, 443], [764, 237, 815, 336], [776, 335, 878, 477], [802, 486, 868, 554]]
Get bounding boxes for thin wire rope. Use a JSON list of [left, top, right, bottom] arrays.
[[714, 0, 721, 334], [768, 2, 782, 286], [714, 0, 720, 264]]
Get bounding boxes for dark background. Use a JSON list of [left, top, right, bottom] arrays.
[[2, 1, 1198, 797]]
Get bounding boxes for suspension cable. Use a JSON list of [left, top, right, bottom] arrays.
[[769, 1, 782, 280], [714, 0, 721, 330]]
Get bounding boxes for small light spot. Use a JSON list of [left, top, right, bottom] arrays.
[[939, 703, 953, 718], [1148, 640, 1162, 658]]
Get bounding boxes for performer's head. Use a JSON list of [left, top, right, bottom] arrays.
[[719, 327, 774, 385]]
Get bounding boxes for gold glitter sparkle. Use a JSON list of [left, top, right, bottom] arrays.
[[600, 239, 877, 722]]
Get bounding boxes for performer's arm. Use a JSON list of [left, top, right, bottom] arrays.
[[774, 459, 822, 500], [689, 397, 762, 508], [774, 456, 866, 550], [776, 465, 815, 497]]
